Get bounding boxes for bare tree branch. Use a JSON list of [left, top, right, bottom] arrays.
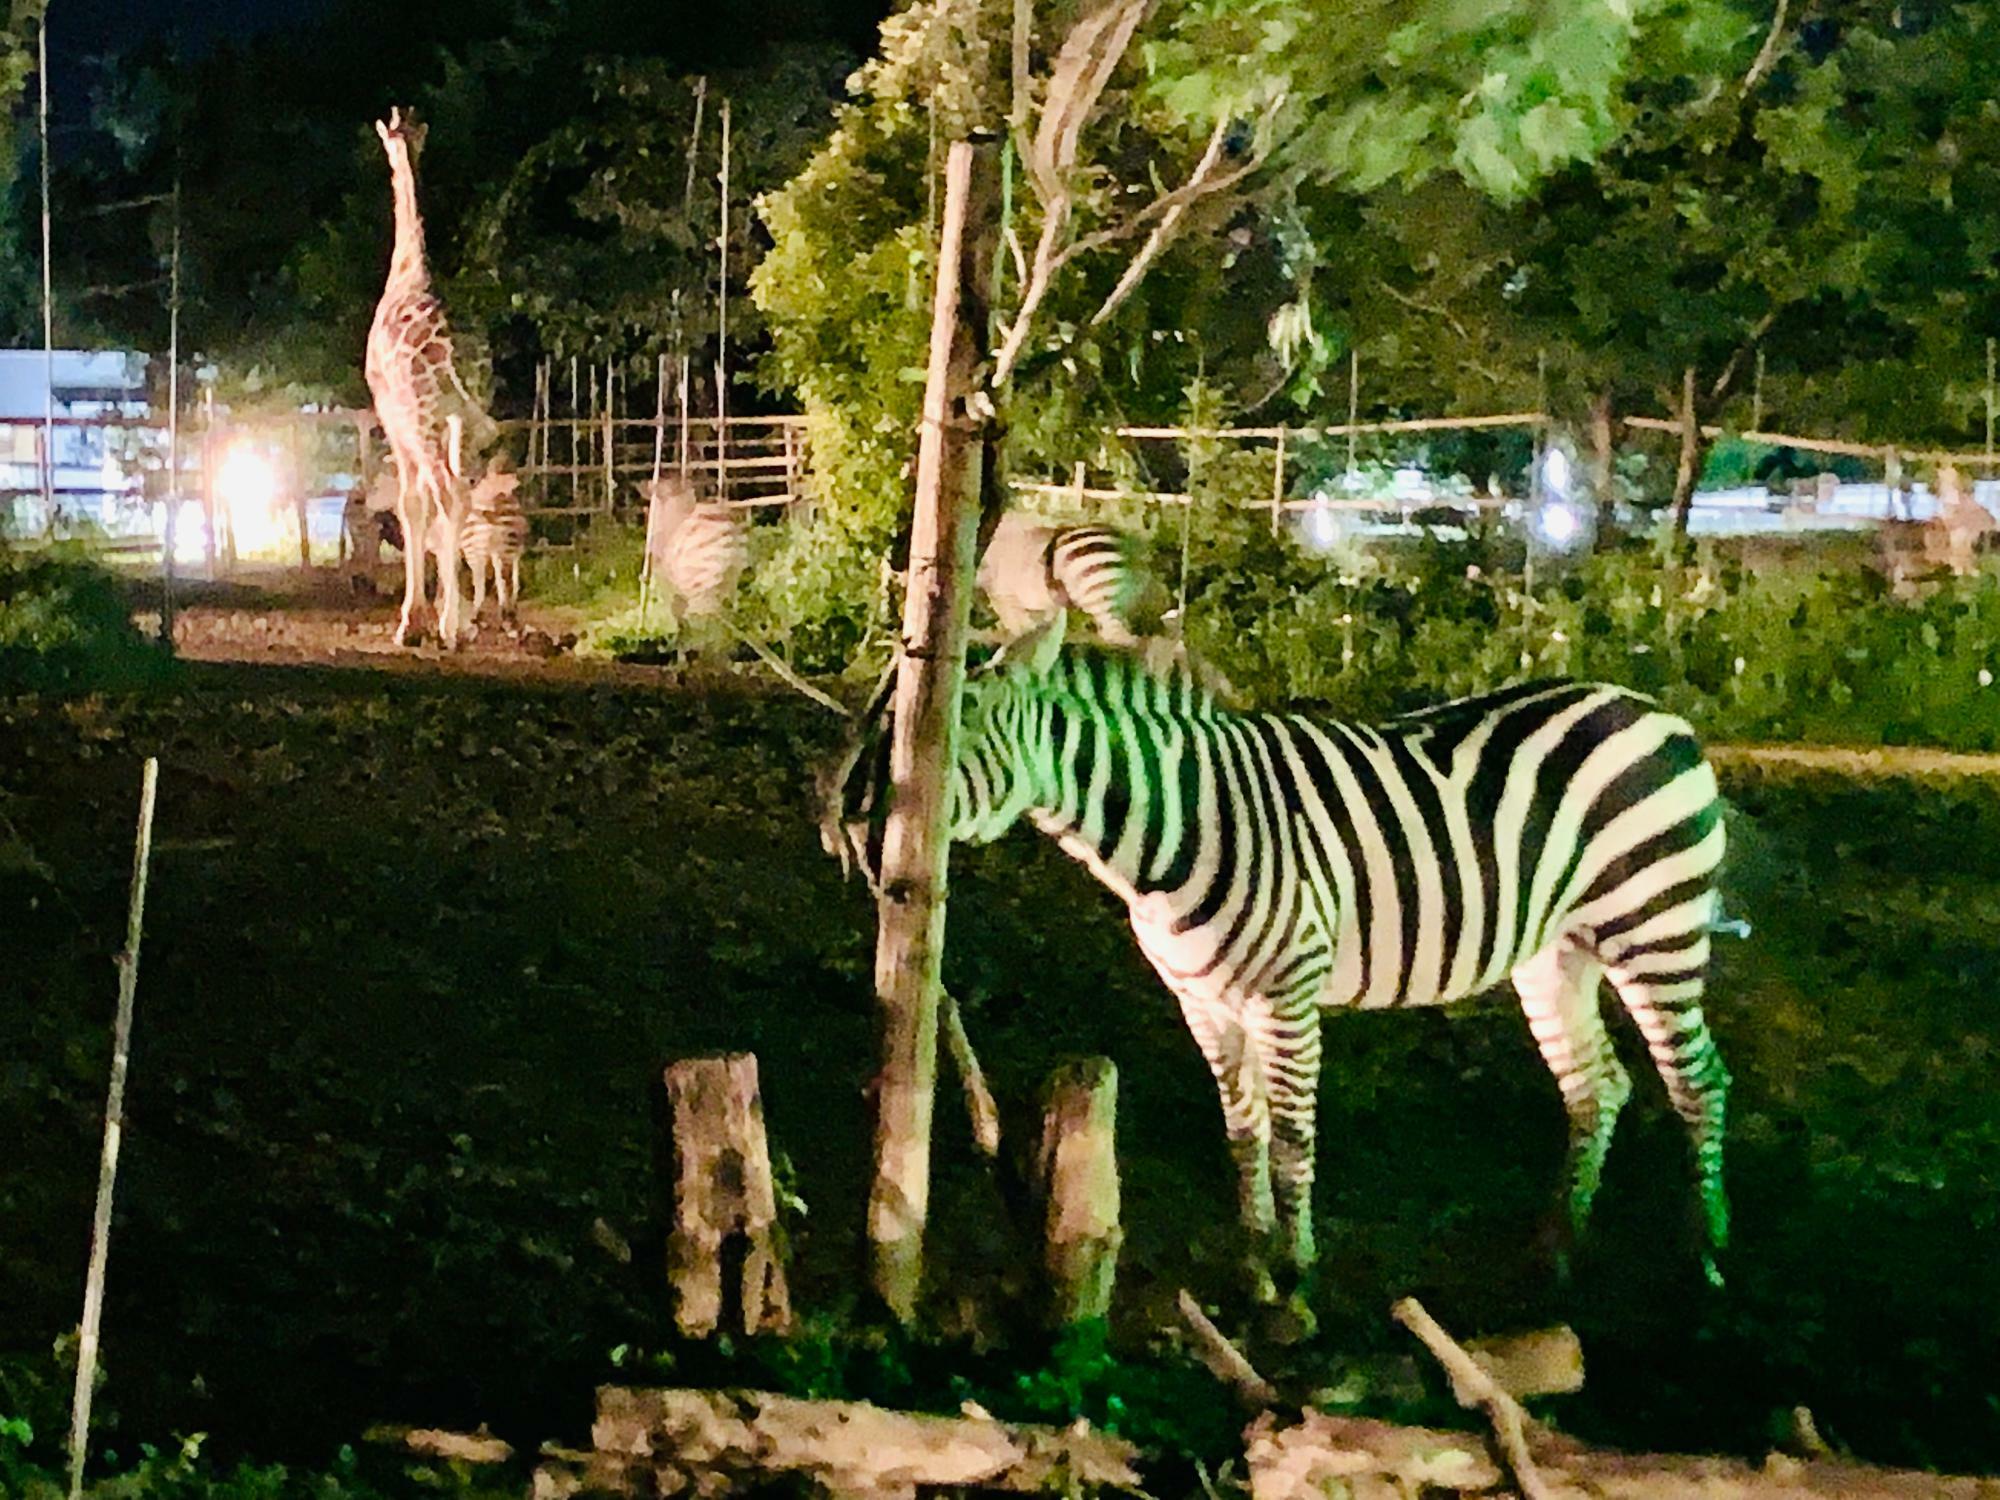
[[1740, 0, 1790, 96], [1709, 307, 1780, 405]]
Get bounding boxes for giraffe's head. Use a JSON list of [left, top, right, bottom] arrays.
[[374, 106, 427, 167]]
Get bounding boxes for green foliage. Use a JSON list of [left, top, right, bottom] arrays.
[[0, 551, 170, 695], [1181, 520, 2000, 752]]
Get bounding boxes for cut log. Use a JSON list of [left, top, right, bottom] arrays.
[[1037, 1058, 1121, 1324], [1245, 1407, 2000, 1499], [585, 1386, 1141, 1499], [662, 1054, 791, 1338]]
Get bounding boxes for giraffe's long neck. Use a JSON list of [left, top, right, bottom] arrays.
[[386, 150, 429, 294]]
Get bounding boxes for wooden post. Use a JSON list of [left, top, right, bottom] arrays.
[[1670, 364, 1701, 537], [716, 98, 731, 502], [1985, 336, 1995, 463], [867, 137, 997, 1323], [293, 425, 312, 572], [662, 1054, 791, 1339], [1037, 1058, 1120, 1324], [569, 356, 581, 514], [604, 362, 616, 512]]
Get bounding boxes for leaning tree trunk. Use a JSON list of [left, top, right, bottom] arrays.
[[867, 137, 999, 1323]]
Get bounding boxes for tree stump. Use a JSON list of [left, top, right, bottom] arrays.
[[1036, 1058, 1121, 1324], [662, 1054, 790, 1338]]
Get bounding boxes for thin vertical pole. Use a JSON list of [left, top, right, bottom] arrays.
[[682, 77, 708, 222], [652, 352, 669, 487], [67, 758, 161, 1500], [1986, 336, 1995, 463], [678, 355, 691, 477], [1752, 346, 1766, 434], [1270, 426, 1286, 536], [161, 175, 181, 644], [1531, 350, 1548, 507], [569, 356, 580, 513], [1345, 347, 1359, 482], [603, 361, 615, 511], [39, 15, 55, 527], [716, 98, 731, 500]]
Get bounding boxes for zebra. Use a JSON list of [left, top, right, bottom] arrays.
[[642, 474, 750, 620], [461, 467, 529, 625], [824, 619, 1733, 1293], [977, 511, 1156, 645]]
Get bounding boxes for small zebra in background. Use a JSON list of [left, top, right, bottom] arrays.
[[977, 510, 1156, 645], [642, 474, 750, 620], [461, 466, 529, 625], [827, 620, 1733, 1293]]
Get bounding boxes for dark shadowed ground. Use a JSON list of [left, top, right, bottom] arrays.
[[4, 657, 1997, 1472]]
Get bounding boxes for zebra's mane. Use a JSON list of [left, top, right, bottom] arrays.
[[1013, 643, 1222, 721]]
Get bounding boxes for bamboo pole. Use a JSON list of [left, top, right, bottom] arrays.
[[570, 356, 580, 513], [679, 355, 691, 477], [603, 362, 615, 512], [867, 138, 994, 1322], [67, 759, 161, 1500]]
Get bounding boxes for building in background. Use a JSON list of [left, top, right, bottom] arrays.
[[0, 349, 153, 536]]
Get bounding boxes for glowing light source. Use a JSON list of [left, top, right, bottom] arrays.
[[1300, 501, 1343, 553], [1542, 446, 1571, 498], [215, 445, 290, 556], [1537, 501, 1581, 547]]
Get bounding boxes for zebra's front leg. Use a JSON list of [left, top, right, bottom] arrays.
[[1174, 991, 1279, 1303], [1255, 993, 1323, 1278]]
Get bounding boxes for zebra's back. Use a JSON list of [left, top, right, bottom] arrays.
[[663, 503, 750, 617]]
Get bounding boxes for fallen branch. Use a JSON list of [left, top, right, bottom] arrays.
[[1392, 1297, 1552, 1500], [1177, 1290, 1278, 1409], [579, 1386, 1142, 1498], [941, 990, 1000, 1158], [364, 1424, 514, 1465], [717, 617, 851, 718]]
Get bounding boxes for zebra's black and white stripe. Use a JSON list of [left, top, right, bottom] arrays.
[[462, 470, 529, 623], [828, 626, 1732, 1284], [978, 511, 1152, 645], [643, 475, 751, 620]]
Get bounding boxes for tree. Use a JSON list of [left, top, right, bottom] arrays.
[[753, 0, 1724, 640]]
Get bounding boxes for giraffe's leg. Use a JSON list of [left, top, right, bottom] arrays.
[[1170, 986, 1279, 1302], [503, 555, 520, 626], [395, 491, 427, 647], [435, 504, 464, 650], [1600, 929, 1731, 1286], [1512, 939, 1630, 1278]]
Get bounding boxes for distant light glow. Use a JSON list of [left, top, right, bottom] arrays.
[[1533, 499, 1585, 551], [1543, 447, 1571, 498], [216, 446, 290, 556], [1300, 501, 1343, 553]]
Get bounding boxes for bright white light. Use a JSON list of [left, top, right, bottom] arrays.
[[1542, 447, 1571, 498], [216, 446, 291, 557], [1536, 500, 1582, 549], [1300, 501, 1343, 553]]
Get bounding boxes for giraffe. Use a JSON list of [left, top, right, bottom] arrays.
[[365, 106, 481, 648]]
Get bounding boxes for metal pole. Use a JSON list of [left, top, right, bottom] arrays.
[[161, 176, 181, 645], [39, 15, 55, 528], [716, 98, 731, 500]]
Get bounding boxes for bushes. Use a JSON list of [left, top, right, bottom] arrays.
[[1178, 518, 2000, 751], [0, 552, 169, 695]]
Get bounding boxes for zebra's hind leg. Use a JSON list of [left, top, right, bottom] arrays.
[[1512, 939, 1631, 1281], [1174, 990, 1279, 1304], [1601, 930, 1731, 1286]]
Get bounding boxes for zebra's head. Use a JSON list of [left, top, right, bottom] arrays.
[[817, 617, 1070, 890]]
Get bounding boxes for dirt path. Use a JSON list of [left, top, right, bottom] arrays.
[[1708, 743, 2000, 779]]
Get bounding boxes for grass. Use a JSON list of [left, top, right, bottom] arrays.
[[1, 661, 1997, 1476]]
